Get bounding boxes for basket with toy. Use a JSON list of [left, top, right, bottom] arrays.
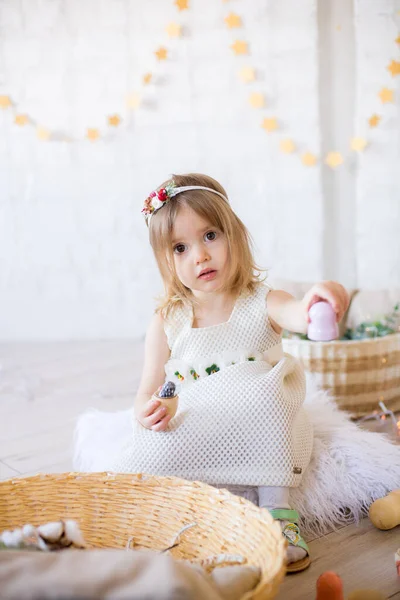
[[282, 302, 400, 416]]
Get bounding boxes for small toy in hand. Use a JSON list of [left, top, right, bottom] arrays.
[[369, 489, 400, 530], [308, 301, 339, 341], [158, 381, 176, 398], [153, 381, 179, 419]]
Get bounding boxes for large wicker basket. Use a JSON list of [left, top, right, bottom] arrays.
[[0, 472, 286, 600], [283, 332, 400, 416]]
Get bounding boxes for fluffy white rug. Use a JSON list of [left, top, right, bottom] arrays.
[[73, 379, 400, 539]]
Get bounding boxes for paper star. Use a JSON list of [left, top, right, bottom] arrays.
[[350, 137, 368, 152], [325, 152, 343, 168], [36, 126, 50, 140], [261, 117, 278, 132], [15, 114, 28, 126], [126, 93, 141, 109], [0, 95, 11, 109], [387, 59, 400, 76], [279, 139, 295, 154], [301, 152, 317, 166], [239, 67, 255, 83], [379, 87, 394, 103], [231, 40, 248, 55], [225, 13, 242, 28], [396, 36, 400, 45], [175, 0, 188, 10], [249, 93, 265, 108], [143, 73, 152, 85], [108, 115, 121, 126], [368, 114, 381, 127], [166, 22, 182, 38], [87, 128, 100, 141], [155, 47, 168, 61]]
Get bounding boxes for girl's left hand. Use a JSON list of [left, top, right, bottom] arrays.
[[302, 281, 350, 324]]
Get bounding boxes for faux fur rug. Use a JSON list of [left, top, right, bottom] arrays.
[[73, 379, 400, 539]]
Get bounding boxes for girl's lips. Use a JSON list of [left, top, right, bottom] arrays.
[[198, 270, 217, 280]]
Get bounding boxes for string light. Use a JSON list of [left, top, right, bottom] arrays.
[[357, 401, 400, 437]]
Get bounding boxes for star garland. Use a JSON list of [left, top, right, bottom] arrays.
[[223, 2, 400, 169], [0, 1, 187, 143], [1, 1, 398, 153]]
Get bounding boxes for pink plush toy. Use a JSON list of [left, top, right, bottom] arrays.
[[308, 301, 339, 341]]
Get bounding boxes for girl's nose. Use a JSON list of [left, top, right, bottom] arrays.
[[195, 245, 210, 264]]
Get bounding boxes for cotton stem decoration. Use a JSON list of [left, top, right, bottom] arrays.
[[0, 520, 86, 551]]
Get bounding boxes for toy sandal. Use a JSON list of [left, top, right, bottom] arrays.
[[269, 508, 311, 573]]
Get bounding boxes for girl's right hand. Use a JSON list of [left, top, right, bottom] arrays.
[[136, 398, 172, 432]]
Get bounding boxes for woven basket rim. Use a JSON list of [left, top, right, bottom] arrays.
[[0, 471, 272, 507], [282, 331, 400, 347], [0, 472, 280, 532], [0, 472, 280, 525]]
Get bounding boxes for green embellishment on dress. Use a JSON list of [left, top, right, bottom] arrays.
[[174, 371, 184, 381], [205, 364, 220, 375], [190, 368, 200, 380], [247, 357, 256, 361]]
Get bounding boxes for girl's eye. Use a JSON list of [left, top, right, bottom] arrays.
[[204, 231, 217, 241], [173, 243, 187, 254]]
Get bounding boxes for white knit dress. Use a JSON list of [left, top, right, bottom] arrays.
[[112, 283, 313, 487]]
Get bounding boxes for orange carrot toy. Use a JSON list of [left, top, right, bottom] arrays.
[[316, 572, 344, 600]]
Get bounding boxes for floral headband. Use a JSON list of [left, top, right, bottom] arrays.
[[142, 182, 229, 224]]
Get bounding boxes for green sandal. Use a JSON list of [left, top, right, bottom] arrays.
[[269, 508, 311, 573]]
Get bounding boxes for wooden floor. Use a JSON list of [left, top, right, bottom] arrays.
[[0, 341, 399, 599]]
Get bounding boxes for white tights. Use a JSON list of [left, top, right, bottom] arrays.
[[258, 485, 306, 565], [258, 486, 290, 510]]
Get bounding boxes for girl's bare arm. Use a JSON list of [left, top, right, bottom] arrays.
[[134, 312, 172, 431]]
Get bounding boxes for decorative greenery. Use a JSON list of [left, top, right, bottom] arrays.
[[283, 303, 400, 341], [205, 364, 220, 375], [342, 303, 399, 340]]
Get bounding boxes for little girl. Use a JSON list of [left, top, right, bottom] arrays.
[[113, 172, 349, 573]]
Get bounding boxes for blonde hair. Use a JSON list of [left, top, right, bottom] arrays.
[[148, 173, 265, 318]]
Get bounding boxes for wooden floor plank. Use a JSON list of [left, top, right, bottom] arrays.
[[277, 517, 400, 599], [0, 460, 21, 481]]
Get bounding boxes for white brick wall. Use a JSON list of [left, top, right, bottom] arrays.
[[354, 0, 400, 289], [0, 0, 398, 340]]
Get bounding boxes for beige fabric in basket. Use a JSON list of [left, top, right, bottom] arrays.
[[0, 549, 261, 600]]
